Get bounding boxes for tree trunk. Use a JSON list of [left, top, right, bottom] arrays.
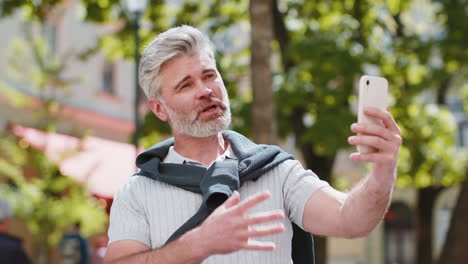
[[300, 146, 334, 264], [36, 231, 51, 264], [271, 2, 334, 263], [291, 107, 334, 264], [249, 0, 276, 144], [416, 187, 442, 264], [437, 175, 468, 264]]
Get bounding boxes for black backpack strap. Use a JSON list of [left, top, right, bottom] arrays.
[[291, 222, 315, 264]]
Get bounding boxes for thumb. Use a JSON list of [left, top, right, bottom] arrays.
[[223, 191, 240, 209]]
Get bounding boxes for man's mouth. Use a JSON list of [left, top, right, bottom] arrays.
[[202, 104, 218, 112], [197, 101, 226, 120]]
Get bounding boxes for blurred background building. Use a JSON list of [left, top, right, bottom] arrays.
[[0, 2, 139, 263]]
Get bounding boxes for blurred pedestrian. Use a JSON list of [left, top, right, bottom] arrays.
[[59, 223, 90, 264], [0, 197, 31, 264]]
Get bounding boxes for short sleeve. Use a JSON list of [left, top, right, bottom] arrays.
[[108, 177, 151, 247], [281, 160, 329, 229]]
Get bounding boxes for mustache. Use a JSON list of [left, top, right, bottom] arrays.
[[197, 96, 227, 112], [210, 96, 227, 110], [193, 96, 228, 120]]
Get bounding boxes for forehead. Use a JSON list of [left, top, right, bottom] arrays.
[[160, 53, 215, 78]]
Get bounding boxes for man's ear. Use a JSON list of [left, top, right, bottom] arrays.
[[148, 98, 168, 122]]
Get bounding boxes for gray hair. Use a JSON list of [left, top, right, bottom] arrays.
[[139, 25, 215, 99]]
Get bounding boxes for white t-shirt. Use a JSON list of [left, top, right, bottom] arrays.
[[108, 146, 329, 264]]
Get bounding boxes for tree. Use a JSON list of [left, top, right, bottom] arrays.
[[0, 130, 108, 264], [271, 1, 467, 264], [272, 2, 361, 262], [372, 0, 468, 262], [249, 0, 276, 144], [0, 4, 108, 264], [434, 0, 468, 262], [437, 172, 468, 264]]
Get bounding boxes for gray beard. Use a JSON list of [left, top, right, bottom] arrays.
[[161, 97, 231, 138]]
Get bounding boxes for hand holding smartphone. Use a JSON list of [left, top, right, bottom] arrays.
[[357, 75, 388, 153]]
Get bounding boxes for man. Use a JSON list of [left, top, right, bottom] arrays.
[[0, 198, 31, 264], [104, 25, 402, 264], [59, 223, 90, 264]]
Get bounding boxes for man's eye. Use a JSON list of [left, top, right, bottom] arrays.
[[205, 73, 215, 79], [180, 83, 190, 90]]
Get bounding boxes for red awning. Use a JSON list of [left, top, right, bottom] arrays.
[[11, 125, 141, 198]]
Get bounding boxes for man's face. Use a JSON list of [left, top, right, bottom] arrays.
[[153, 52, 231, 137]]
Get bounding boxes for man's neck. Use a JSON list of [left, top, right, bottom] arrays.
[[173, 132, 227, 166]]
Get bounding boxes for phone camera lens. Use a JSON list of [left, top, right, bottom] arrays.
[[366, 80, 370, 85]]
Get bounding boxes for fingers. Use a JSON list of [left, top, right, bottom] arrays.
[[223, 191, 240, 209], [246, 223, 285, 237], [348, 135, 392, 151], [247, 210, 285, 225], [202, 191, 285, 255], [231, 192, 285, 239], [235, 191, 271, 213], [363, 107, 400, 134], [351, 122, 402, 147], [349, 152, 395, 163], [351, 122, 394, 141], [349, 107, 402, 161], [244, 240, 276, 251]]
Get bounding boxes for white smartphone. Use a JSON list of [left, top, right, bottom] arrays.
[[357, 75, 388, 153]]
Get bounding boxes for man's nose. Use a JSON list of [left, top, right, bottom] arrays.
[[196, 82, 213, 99]]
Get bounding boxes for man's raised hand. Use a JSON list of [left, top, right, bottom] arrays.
[[193, 191, 285, 256], [348, 106, 402, 186]]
